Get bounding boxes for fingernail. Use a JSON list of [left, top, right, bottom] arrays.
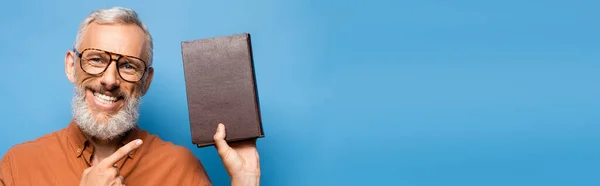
[[136, 139, 143, 145]]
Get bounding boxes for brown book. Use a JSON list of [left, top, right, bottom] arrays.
[[181, 33, 265, 148]]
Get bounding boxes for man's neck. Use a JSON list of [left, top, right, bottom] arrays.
[[85, 134, 126, 166]]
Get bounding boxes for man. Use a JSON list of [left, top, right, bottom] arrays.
[[0, 7, 260, 186]]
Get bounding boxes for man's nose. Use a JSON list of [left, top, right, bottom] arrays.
[[100, 60, 121, 90]]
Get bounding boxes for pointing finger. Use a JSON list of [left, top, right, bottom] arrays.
[[100, 139, 143, 168]]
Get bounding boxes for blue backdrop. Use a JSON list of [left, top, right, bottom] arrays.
[[1, 0, 598, 185]]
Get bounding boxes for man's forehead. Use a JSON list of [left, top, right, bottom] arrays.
[[79, 22, 146, 58]]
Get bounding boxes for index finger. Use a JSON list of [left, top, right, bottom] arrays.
[[99, 139, 143, 168]]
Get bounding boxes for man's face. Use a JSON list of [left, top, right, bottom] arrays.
[[65, 22, 154, 140]]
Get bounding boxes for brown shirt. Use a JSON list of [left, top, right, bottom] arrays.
[[0, 120, 212, 186]]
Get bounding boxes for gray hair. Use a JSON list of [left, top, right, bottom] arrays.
[[73, 7, 153, 65]]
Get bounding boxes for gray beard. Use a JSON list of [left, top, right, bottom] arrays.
[[71, 86, 140, 141]]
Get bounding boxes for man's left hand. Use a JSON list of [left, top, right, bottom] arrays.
[[213, 123, 261, 186]]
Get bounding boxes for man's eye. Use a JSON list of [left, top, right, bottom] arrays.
[[121, 63, 138, 70], [89, 58, 103, 63]]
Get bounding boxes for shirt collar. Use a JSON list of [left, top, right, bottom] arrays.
[[67, 119, 142, 159]]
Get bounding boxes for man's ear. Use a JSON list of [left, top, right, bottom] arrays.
[[65, 50, 76, 83], [141, 67, 154, 96]]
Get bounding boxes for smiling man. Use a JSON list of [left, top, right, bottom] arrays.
[[0, 7, 260, 186]]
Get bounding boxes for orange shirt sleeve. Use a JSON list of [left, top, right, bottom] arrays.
[[0, 150, 14, 186], [166, 146, 213, 186]]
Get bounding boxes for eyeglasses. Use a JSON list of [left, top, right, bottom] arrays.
[[73, 48, 148, 83]]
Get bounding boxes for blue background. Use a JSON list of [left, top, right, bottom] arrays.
[[1, 0, 599, 185]]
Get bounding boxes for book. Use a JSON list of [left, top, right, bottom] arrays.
[[181, 33, 265, 148]]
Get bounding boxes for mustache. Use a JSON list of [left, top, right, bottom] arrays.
[[84, 85, 130, 100]]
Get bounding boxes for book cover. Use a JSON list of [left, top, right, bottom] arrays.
[[181, 33, 265, 148]]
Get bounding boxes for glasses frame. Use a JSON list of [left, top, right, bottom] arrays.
[[73, 48, 148, 83]]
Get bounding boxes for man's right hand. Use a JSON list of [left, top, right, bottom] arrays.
[[79, 139, 143, 186]]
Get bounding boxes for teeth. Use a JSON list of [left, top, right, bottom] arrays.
[[93, 92, 118, 104]]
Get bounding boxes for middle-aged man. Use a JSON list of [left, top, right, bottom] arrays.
[[0, 7, 260, 186]]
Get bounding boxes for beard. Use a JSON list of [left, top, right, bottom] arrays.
[[71, 85, 141, 141]]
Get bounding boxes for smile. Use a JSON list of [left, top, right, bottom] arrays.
[[86, 89, 125, 112], [93, 92, 119, 104]]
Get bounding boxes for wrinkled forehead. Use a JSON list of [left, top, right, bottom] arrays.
[[79, 22, 146, 60]]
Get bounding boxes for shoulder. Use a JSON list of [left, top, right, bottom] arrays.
[[0, 127, 66, 177], [2, 128, 65, 159], [139, 130, 200, 163], [136, 130, 212, 185]]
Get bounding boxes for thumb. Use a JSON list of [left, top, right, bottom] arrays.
[[213, 123, 231, 157]]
